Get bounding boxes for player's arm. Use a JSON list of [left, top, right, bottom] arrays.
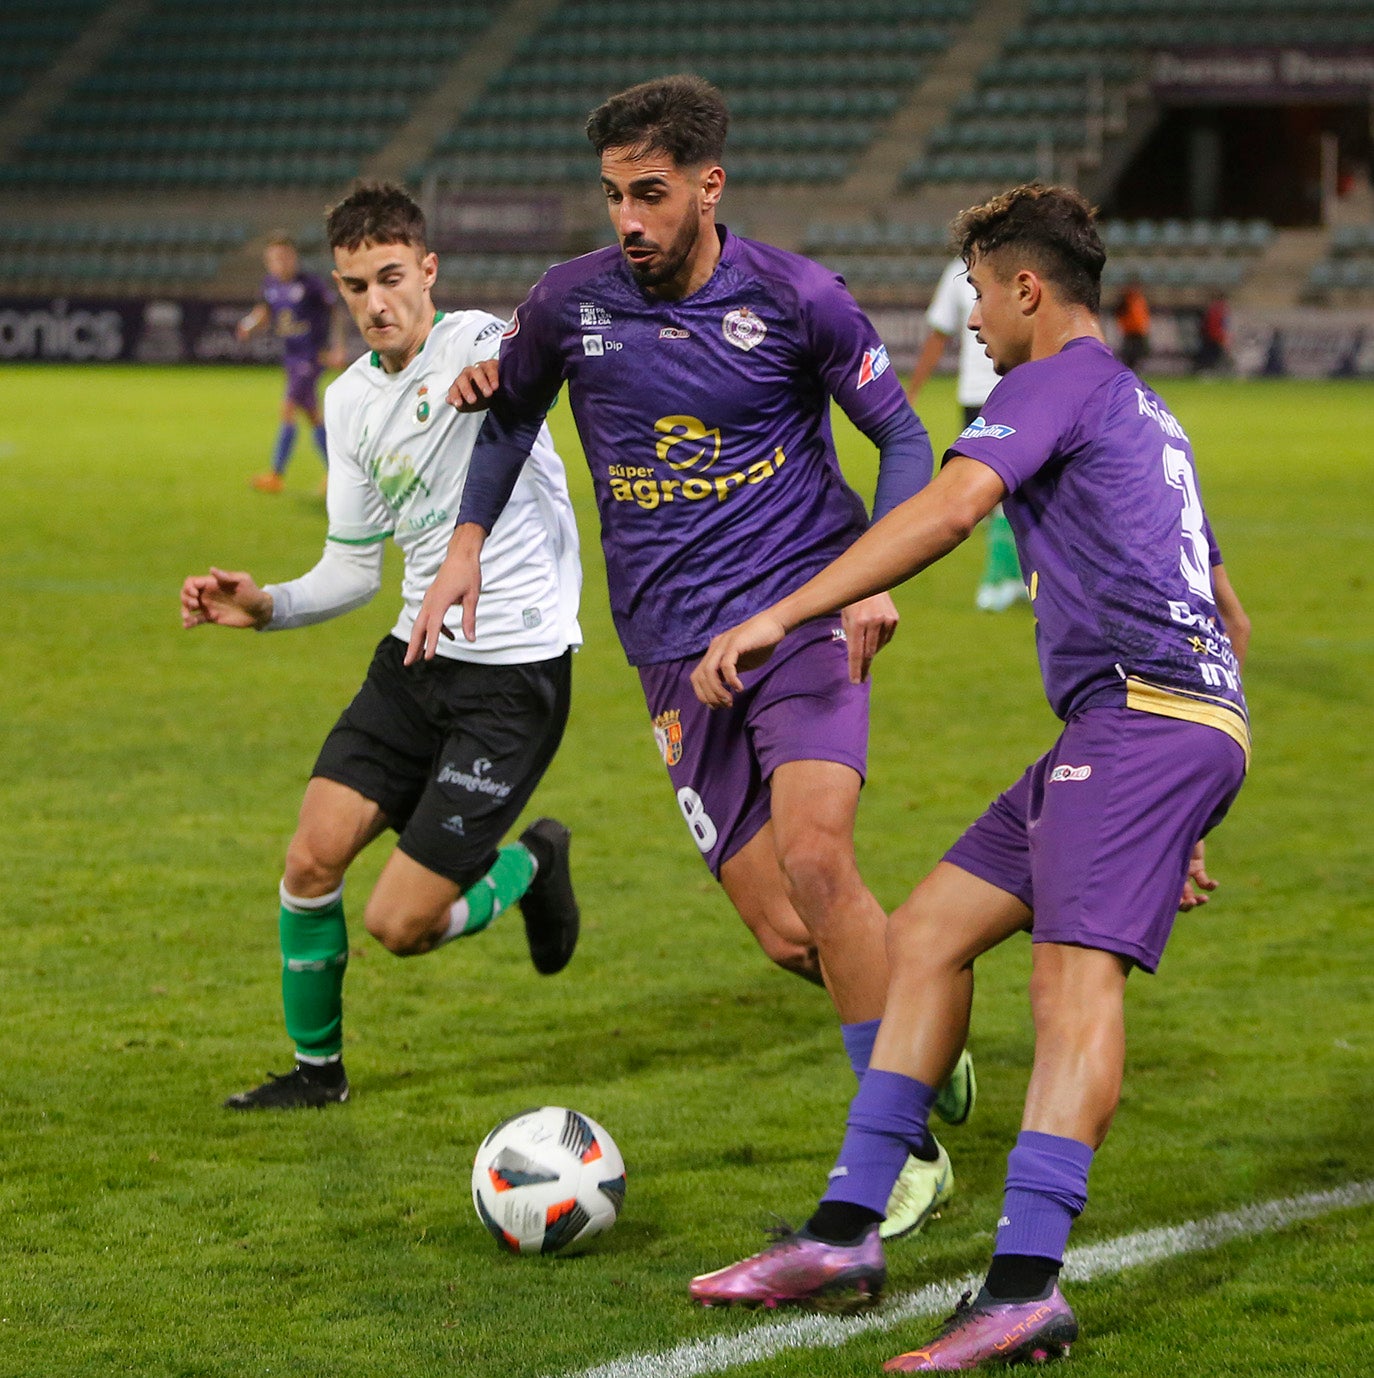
[[236, 303, 270, 341], [692, 456, 1005, 706], [1179, 560, 1249, 912], [407, 294, 566, 664], [807, 273, 937, 680], [906, 328, 950, 402], [1210, 562, 1249, 667]]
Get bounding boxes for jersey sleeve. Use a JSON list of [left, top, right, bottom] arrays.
[[322, 381, 393, 546], [803, 269, 908, 434], [944, 360, 1077, 494], [456, 281, 568, 531]]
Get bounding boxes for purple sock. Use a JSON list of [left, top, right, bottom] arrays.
[[993, 1130, 1094, 1264], [821, 1068, 936, 1214], [840, 1018, 880, 1084], [312, 424, 328, 465], [271, 422, 298, 476]]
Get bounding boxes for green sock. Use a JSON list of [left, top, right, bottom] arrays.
[[984, 508, 1022, 584], [279, 884, 348, 1060], [447, 842, 537, 940]]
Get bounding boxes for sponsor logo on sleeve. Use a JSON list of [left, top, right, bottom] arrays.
[[856, 344, 891, 388], [958, 415, 1017, 440], [659, 326, 690, 340], [722, 307, 767, 351], [1048, 764, 1092, 782], [474, 319, 504, 343]]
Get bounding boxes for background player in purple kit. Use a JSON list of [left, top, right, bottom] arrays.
[[237, 233, 346, 494], [689, 184, 1252, 1370], [410, 74, 975, 1238]]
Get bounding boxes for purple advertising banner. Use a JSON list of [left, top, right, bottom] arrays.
[[1151, 48, 1374, 103]]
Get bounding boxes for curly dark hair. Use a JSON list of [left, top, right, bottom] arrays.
[[325, 182, 427, 253], [953, 183, 1106, 312], [586, 73, 728, 167]]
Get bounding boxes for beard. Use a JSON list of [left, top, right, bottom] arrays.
[[622, 212, 700, 290]]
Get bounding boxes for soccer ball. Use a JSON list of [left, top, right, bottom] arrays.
[[471, 1106, 626, 1255]]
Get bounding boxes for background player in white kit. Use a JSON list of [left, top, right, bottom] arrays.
[[181, 184, 583, 1110], [907, 257, 1025, 613]]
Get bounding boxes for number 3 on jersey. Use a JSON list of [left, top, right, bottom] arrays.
[[1162, 443, 1213, 602], [676, 787, 718, 853]]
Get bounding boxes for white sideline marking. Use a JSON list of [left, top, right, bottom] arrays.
[[555, 1180, 1374, 1378]]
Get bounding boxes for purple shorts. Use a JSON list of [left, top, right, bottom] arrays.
[[637, 618, 870, 877], [284, 356, 323, 411], [944, 706, 1246, 972]]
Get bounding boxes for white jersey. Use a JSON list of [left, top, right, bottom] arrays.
[[927, 258, 1000, 410], [266, 310, 581, 664]]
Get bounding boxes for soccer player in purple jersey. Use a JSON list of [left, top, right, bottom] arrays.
[[689, 185, 1251, 1369], [409, 75, 975, 1236], [237, 233, 345, 494]]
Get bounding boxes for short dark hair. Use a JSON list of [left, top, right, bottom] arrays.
[[586, 74, 728, 167], [953, 183, 1106, 313], [325, 182, 427, 253]]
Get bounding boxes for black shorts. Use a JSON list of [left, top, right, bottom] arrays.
[[311, 635, 572, 886]]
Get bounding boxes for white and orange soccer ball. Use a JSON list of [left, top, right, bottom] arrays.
[[471, 1106, 626, 1255]]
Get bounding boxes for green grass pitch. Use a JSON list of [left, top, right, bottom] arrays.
[[0, 365, 1369, 1377]]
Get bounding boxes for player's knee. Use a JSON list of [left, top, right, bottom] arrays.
[[887, 893, 955, 975], [283, 832, 348, 899], [776, 830, 860, 920], [363, 896, 439, 957]]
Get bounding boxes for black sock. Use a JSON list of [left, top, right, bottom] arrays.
[[982, 1254, 1059, 1302], [804, 1200, 883, 1244]]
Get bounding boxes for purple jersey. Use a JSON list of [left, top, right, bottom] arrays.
[[262, 271, 333, 367], [492, 228, 922, 664], [948, 337, 1248, 759]]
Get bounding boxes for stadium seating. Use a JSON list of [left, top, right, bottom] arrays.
[[1304, 224, 1374, 301], [0, 219, 253, 289], [0, 1, 107, 115], [414, 0, 975, 187], [905, 0, 1372, 190], [1, 0, 508, 189], [798, 217, 1276, 303]]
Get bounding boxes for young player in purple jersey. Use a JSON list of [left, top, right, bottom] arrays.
[[689, 185, 1252, 1370], [410, 75, 975, 1237], [237, 234, 345, 494]]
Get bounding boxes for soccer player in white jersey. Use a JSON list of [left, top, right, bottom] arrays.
[[907, 257, 1025, 613], [181, 184, 583, 1110]]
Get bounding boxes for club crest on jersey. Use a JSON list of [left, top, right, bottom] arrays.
[[653, 708, 684, 766], [857, 344, 891, 389], [415, 383, 430, 423], [580, 302, 612, 327], [959, 416, 1017, 440], [722, 307, 767, 352]]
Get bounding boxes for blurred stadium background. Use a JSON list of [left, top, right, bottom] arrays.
[[1, 0, 1371, 376]]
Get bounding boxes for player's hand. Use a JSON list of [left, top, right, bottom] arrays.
[[406, 530, 484, 664], [690, 613, 789, 709], [447, 359, 501, 412], [1177, 840, 1218, 911], [841, 591, 899, 684], [180, 567, 272, 630]]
